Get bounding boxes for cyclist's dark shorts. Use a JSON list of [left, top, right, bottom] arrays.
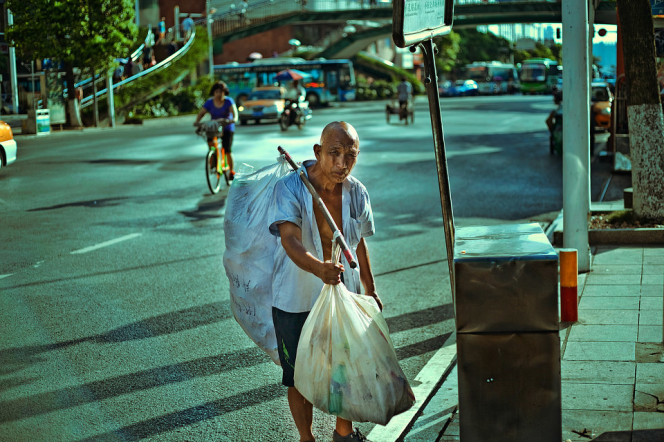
[[207, 131, 234, 153], [272, 307, 310, 387]]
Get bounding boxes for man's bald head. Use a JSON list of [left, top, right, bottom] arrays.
[[320, 121, 359, 150]]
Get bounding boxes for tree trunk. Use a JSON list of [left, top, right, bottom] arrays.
[[91, 67, 99, 127], [616, 0, 664, 221]]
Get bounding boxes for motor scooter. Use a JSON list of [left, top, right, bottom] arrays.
[[279, 97, 312, 131]]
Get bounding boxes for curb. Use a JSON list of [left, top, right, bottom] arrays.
[[553, 226, 664, 245], [368, 334, 457, 442]]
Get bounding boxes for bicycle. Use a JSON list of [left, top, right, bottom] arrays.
[[195, 121, 231, 194]]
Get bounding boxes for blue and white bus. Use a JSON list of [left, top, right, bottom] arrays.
[[214, 58, 356, 106]]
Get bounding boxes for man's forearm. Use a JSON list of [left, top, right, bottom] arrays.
[[357, 238, 376, 295], [281, 235, 324, 278]]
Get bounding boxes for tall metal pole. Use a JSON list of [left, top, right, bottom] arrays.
[[419, 39, 455, 295], [562, 0, 591, 271], [135, 0, 140, 26], [8, 9, 19, 114], [106, 75, 115, 128], [207, 0, 214, 79]]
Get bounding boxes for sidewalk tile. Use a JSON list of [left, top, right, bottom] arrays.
[[634, 384, 664, 413], [642, 274, 664, 285], [638, 325, 663, 343], [644, 247, 664, 256], [640, 285, 664, 296], [561, 383, 633, 411], [562, 410, 632, 441], [639, 309, 664, 326], [594, 251, 643, 265], [643, 265, 664, 275], [578, 309, 639, 325], [564, 342, 635, 361], [578, 297, 640, 310], [568, 325, 637, 342], [583, 285, 641, 297], [633, 412, 664, 429], [591, 265, 643, 275], [561, 361, 635, 384], [644, 255, 664, 265], [586, 274, 642, 285], [640, 297, 663, 310], [636, 364, 664, 384]]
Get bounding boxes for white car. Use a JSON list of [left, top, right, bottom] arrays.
[[0, 120, 17, 173]]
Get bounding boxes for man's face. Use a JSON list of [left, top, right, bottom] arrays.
[[315, 138, 359, 184]]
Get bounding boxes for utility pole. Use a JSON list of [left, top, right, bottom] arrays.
[[7, 9, 19, 114], [562, 0, 591, 272], [207, 0, 214, 79]]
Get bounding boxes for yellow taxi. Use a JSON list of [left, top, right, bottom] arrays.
[[0, 120, 17, 173], [238, 86, 287, 125], [591, 82, 613, 131]]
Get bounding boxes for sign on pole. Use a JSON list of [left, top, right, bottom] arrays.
[[392, 0, 454, 48]]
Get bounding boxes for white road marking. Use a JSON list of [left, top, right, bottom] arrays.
[[71, 233, 142, 255], [0, 274, 13, 279]]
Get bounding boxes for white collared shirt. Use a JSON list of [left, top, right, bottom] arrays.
[[268, 160, 375, 313]]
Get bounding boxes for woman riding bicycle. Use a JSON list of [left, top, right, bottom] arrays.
[[194, 81, 239, 179]]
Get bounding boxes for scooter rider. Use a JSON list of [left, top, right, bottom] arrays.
[[285, 79, 306, 123]]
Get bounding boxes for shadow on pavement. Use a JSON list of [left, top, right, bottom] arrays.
[[0, 304, 451, 424], [0, 346, 270, 424], [0, 295, 229, 376], [592, 429, 664, 442], [78, 383, 284, 442]]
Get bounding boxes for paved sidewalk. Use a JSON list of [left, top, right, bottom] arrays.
[[400, 244, 664, 442]]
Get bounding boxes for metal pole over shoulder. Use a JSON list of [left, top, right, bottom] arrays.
[[418, 39, 455, 294], [278, 146, 358, 270]]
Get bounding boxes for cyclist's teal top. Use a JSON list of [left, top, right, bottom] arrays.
[[204, 97, 235, 132]]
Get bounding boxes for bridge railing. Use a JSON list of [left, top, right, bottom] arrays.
[[210, 0, 612, 38]]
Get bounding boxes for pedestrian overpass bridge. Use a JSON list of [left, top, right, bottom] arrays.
[[211, 0, 617, 57]]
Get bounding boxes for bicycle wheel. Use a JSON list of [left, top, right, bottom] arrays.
[[206, 150, 222, 194]]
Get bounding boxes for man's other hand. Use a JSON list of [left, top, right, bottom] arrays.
[[316, 261, 344, 285]]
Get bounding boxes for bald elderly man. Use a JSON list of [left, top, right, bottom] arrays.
[[269, 121, 382, 442]]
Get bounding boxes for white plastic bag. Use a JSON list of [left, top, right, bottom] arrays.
[[223, 158, 291, 365], [294, 278, 415, 425]]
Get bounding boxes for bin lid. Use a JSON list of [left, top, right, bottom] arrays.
[[454, 223, 556, 262]]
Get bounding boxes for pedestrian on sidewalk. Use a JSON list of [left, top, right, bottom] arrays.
[[268, 121, 382, 442], [182, 16, 194, 42]]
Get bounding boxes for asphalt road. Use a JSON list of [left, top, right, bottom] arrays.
[[1, 95, 563, 441]]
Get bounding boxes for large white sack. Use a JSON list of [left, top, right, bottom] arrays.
[[223, 159, 291, 365]]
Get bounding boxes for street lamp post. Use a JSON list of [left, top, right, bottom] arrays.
[[7, 9, 19, 114], [207, 0, 214, 79]]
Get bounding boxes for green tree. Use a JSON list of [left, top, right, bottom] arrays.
[[454, 29, 511, 66], [7, 0, 137, 125], [434, 31, 461, 74]]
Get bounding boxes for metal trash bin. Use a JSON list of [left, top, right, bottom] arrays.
[[454, 223, 561, 442], [22, 109, 51, 135]]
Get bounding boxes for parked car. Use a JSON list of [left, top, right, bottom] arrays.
[[238, 86, 287, 125], [438, 80, 456, 97], [591, 81, 613, 131], [0, 120, 16, 173], [454, 80, 479, 96]]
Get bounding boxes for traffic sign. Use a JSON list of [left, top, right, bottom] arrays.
[[392, 0, 454, 48]]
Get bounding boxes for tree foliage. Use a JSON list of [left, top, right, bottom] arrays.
[[434, 31, 461, 73], [7, 0, 137, 74], [454, 29, 511, 66]]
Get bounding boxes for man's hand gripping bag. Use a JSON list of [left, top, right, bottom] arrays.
[[294, 282, 415, 425], [223, 159, 291, 365]]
